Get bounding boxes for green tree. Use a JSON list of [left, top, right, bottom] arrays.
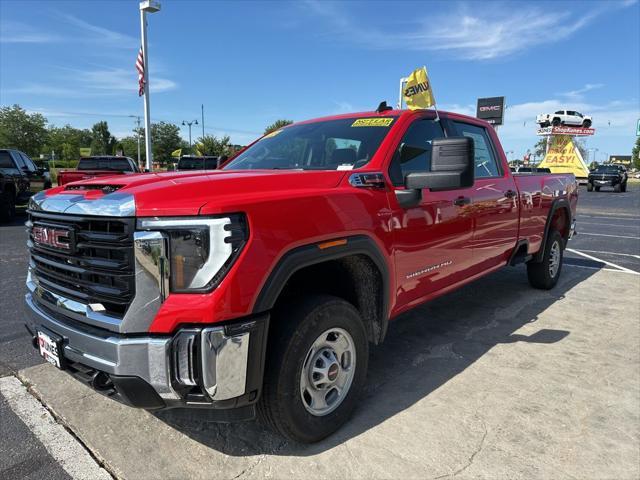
[[150, 121, 182, 165], [194, 134, 233, 156], [264, 119, 293, 135], [43, 125, 91, 160], [533, 138, 547, 160], [632, 136, 640, 170], [0, 105, 48, 156], [119, 136, 141, 160], [90, 121, 115, 155]]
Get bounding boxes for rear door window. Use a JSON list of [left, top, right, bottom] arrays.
[[452, 122, 501, 178]]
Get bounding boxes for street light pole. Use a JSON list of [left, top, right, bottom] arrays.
[[129, 115, 142, 169], [182, 120, 198, 149], [139, 1, 160, 171]]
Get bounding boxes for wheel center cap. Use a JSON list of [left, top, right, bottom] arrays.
[[327, 363, 339, 381]]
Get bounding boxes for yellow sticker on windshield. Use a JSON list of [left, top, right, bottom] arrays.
[[263, 129, 282, 139], [351, 118, 395, 127]]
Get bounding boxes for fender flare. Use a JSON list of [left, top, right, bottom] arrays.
[[252, 235, 391, 343], [535, 198, 572, 262]]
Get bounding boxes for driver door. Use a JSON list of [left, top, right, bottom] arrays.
[[387, 117, 475, 310]]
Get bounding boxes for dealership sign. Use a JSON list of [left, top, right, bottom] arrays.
[[476, 97, 505, 126], [536, 126, 595, 136]]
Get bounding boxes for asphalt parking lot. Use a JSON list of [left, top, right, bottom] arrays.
[[1, 184, 639, 479]]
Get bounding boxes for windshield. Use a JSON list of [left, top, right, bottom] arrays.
[[223, 117, 397, 171], [594, 165, 620, 173]]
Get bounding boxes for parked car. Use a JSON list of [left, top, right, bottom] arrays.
[[0, 149, 51, 221], [57, 156, 140, 186], [176, 155, 222, 171], [24, 108, 578, 443], [536, 110, 592, 128], [587, 164, 628, 192]]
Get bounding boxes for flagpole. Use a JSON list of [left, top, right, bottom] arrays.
[[139, 1, 160, 172]]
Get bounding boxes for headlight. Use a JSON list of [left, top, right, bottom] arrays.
[[137, 214, 247, 292]]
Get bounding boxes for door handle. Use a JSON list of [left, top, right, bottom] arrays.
[[453, 196, 471, 206], [505, 190, 517, 199]]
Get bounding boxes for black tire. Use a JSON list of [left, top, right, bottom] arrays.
[[552, 118, 561, 126], [595, 186, 601, 192], [582, 119, 592, 128], [0, 191, 16, 222], [614, 183, 621, 193], [621, 182, 627, 192], [527, 230, 564, 290], [258, 294, 368, 443], [587, 183, 593, 192]]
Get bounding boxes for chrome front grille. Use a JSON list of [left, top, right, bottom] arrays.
[[27, 211, 136, 319]]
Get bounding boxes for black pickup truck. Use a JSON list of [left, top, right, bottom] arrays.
[[587, 164, 628, 192], [1, 149, 52, 221]]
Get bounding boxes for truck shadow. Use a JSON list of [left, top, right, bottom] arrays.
[[155, 264, 593, 456]]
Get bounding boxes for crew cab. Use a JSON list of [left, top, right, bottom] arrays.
[[0, 149, 52, 221], [587, 164, 628, 192], [24, 109, 578, 443], [536, 110, 592, 128], [57, 156, 140, 186]]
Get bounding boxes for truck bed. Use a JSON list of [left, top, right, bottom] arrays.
[[514, 173, 578, 255]]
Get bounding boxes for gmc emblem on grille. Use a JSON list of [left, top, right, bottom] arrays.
[[32, 226, 73, 251]]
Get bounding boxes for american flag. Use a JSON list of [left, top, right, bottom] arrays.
[[136, 46, 145, 96]]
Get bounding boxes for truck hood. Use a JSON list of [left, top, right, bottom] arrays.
[[39, 170, 348, 216]]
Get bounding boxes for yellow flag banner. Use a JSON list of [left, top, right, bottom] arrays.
[[171, 148, 182, 158], [538, 136, 590, 178], [79, 147, 91, 157], [403, 67, 435, 110]]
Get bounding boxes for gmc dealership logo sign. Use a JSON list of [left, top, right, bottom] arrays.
[[476, 97, 505, 126], [32, 226, 73, 251]]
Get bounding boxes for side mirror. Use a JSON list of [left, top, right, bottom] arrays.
[[405, 137, 474, 191], [395, 137, 474, 208]]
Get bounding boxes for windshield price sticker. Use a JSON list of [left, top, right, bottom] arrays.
[[351, 118, 395, 127]]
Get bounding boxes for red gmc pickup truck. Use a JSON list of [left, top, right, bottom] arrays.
[[57, 156, 140, 186], [25, 108, 577, 443]]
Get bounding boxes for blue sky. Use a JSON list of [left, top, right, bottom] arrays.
[[1, 0, 639, 162]]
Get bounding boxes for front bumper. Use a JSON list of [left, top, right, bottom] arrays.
[[25, 290, 268, 415], [589, 177, 621, 186]]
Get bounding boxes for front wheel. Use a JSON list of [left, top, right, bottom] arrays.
[[595, 186, 601, 192], [587, 183, 593, 192], [258, 295, 368, 443], [527, 230, 564, 290], [582, 119, 592, 128], [614, 183, 621, 193], [621, 182, 627, 192]]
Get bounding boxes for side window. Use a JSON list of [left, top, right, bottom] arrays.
[[12, 151, 26, 169], [452, 122, 501, 178], [19, 153, 37, 172], [389, 119, 444, 186], [0, 151, 17, 169]]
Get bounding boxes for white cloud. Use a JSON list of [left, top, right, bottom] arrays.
[[56, 13, 137, 49], [0, 20, 63, 43], [559, 83, 605, 100], [303, 0, 635, 60], [5, 67, 176, 98]]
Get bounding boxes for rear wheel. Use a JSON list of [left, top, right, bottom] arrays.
[[552, 118, 561, 127], [595, 186, 601, 192], [582, 119, 592, 128], [587, 183, 593, 192], [527, 230, 564, 290], [614, 183, 621, 193], [621, 182, 627, 192], [258, 295, 368, 443]]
